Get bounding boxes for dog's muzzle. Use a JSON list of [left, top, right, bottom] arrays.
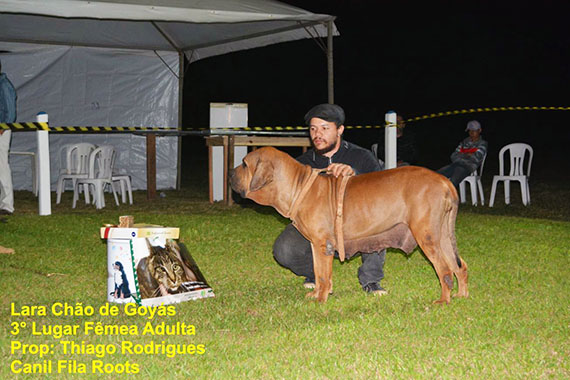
[[228, 168, 246, 198]]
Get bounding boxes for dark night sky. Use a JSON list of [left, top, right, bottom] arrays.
[[182, 0, 570, 180]]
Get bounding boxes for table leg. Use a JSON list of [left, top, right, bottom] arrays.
[[222, 136, 228, 204], [227, 136, 235, 206], [146, 134, 157, 200], [208, 145, 213, 204]]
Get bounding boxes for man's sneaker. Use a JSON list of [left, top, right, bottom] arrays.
[[363, 283, 388, 296], [303, 278, 315, 289]]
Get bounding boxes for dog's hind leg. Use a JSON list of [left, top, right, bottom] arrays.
[[306, 241, 334, 303], [410, 214, 453, 304], [454, 258, 469, 298], [418, 239, 454, 304], [439, 199, 469, 299], [439, 234, 468, 299]]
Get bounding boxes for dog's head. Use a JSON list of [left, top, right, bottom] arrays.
[[229, 147, 284, 206]]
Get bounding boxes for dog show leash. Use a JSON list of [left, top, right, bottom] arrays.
[[287, 168, 351, 262], [287, 168, 321, 220], [334, 175, 351, 263]]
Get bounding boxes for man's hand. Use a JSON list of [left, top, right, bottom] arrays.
[[326, 163, 354, 177]]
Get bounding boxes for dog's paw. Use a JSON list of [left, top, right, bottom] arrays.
[[305, 290, 318, 299], [316, 293, 329, 303]]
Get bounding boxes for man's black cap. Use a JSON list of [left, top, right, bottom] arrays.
[[304, 104, 345, 126]]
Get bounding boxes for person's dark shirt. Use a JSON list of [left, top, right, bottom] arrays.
[[296, 140, 381, 174], [377, 130, 417, 165]]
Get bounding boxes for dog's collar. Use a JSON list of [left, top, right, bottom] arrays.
[[287, 168, 321, 220]]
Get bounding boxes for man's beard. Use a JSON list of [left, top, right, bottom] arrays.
[[312, 136, 339, 155]]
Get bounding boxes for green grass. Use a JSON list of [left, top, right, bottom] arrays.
[[1, 185, 569, 379]]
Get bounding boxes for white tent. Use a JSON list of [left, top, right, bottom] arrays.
[[0, 0, 338, 191]]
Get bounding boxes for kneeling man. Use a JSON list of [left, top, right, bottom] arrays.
[[273, 104, 387, 295]]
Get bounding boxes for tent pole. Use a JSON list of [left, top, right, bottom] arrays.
[[151, 21, 184, 191], [176, 52, 184, 191], [327, 20, 334, 104]]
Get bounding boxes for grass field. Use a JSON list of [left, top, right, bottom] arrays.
[[1, 177, 569, 379]]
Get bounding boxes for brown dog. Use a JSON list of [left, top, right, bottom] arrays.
[[229, 147, 468, 304]]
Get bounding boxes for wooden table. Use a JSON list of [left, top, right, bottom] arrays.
[[205, 135, 311, 205]]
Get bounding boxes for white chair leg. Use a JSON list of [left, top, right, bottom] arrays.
[[504, 180, 511, 205], [113, 176, 133, 204], [459, 181, 466, 204], [469, 181, 478, 206], [120, 180, 127, 203], [526, 178, 531, 205], [489, 177, 498, 207], [56, 177, 65, 204], [72, 182, 79, 208], [96, 183, 104, 209], [110, 182, 120, 206], [126, 179, 133, 205], [520, 180, 528, 206], [477, 179, 485, 206], [112, 181, 122, 202], [82, 183, 90, 204]]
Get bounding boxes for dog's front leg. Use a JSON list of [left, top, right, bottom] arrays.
[[306, 241, 334, 303]]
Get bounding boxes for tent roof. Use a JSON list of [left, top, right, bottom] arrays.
[[0, 0, 338, 61]]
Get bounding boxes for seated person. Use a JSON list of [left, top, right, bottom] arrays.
[[376, 115, 417, 167], [437, 120, 488, 188]]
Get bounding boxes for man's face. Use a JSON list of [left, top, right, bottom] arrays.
[[468, 128, 481, 141], [309, 117, 343, 156]]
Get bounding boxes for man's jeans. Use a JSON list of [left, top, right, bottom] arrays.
[[0, 130, 14, 213], [273, 223, 386, 287], [437, 162, 472, 188]]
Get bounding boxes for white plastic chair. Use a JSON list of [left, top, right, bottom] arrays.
[[57, 143, 72, 172], [56, 143, 96, 204], [489, 143, 533, 207], [459, 154, 486, 206], [109, 151, 133, 205], [72, 145, 119, 209], [112, 173, 133, 205]]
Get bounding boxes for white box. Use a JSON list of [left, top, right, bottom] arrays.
[[209, 102, 248, 202], [102, 226, 214, 306]]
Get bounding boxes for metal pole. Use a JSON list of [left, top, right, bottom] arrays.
[[176, 52, 184, 190], [327, 20, 334, 104]]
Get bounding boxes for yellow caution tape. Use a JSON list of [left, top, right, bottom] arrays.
[[0, 122, 49, 131], [405, 106, 570, 123], [2, 106, 568, 132], [214, 105, 570, 129], [0, 123, 179, 132]]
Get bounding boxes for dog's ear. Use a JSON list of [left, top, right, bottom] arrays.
[[249, 159, 274, 192]]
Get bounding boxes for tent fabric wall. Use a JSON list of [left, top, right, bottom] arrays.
[[2, 42, 179, 191], [0, 0, 338, 194]]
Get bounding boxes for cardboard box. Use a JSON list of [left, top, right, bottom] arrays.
[[102, 225, 214, 306]]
